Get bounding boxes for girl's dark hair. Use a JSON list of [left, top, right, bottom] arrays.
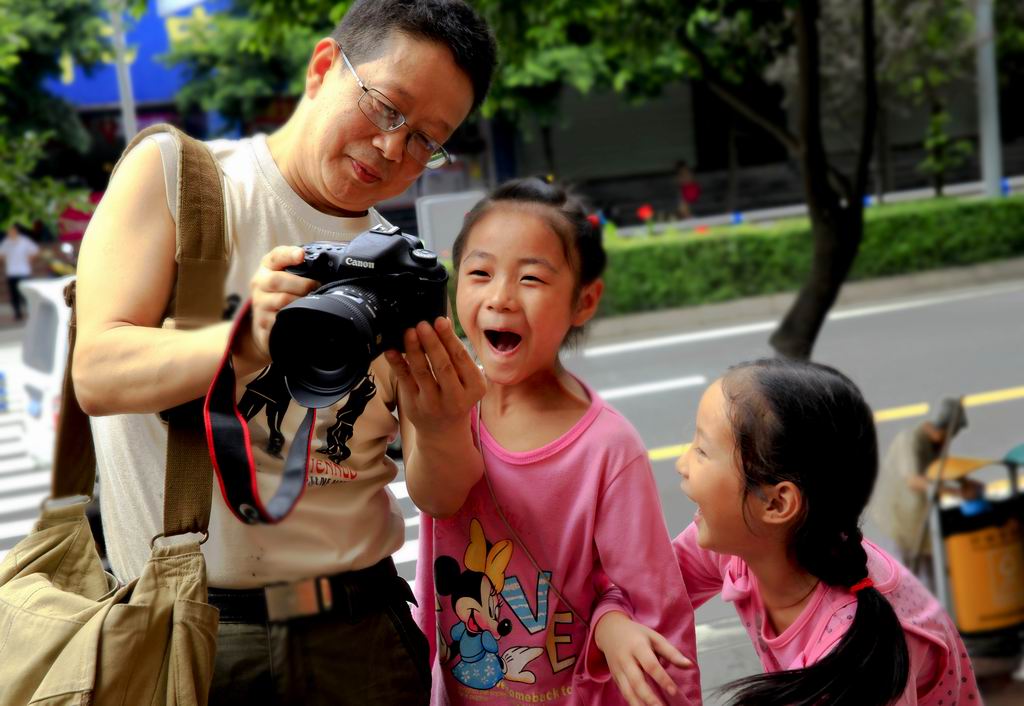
[[720, 358, 910, 706], [333, 0, 497, 112], [451, 177, 607, 346]]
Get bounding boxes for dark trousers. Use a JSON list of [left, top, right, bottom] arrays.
[[7, 276, 25, 319], [207, 561, 430, 705]]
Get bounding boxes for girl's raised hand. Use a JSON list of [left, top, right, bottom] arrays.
[[384, 317, 486, 437], [595, 611, 692, 706]]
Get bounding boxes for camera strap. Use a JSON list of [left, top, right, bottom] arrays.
[[473, 403, 589, 628], [203, 299, 316, 524]]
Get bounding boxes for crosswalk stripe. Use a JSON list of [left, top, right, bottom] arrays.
[[390, 481, 408, 500], [0, 441, 29, 456], [0, 458, 37, 475], [0, 491, 47, 515], [0, 471, 48, 493], [0, 517, 36, 543], [393, 538, 418, 565]]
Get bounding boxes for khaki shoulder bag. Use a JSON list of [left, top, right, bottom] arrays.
[[0, 124, 227, 706]]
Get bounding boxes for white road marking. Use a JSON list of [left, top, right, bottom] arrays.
[[0, 490, 47, 515], [0, 471, 49, 494], [393, 538, 418, 565], [0, 517, 36, 543], [584, 282, 1024, 358], [390, 480, 408, 500], [0, 456, 37, 475], [598, 375, 707, 400]]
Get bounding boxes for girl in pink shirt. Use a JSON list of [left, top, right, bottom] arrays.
[[607, 358, 980, 705], [411, 178, 701, 705]]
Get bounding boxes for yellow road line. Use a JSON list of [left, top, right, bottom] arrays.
[[648, 383, 1024, 463], [964, 386, 1024, 407], [874, 403, 929, 423], [649, 444, 690, 462]]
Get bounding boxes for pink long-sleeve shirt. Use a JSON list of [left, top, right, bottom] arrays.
[[674, 522, 981, 704], [414, 388, 702, 705]]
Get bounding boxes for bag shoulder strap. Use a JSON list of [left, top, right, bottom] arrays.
[[55, 124, 228, 538], [112, 123, 229, 327], [51, 281, 95, 499]]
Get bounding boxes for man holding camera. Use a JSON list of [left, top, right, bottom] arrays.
[[73, 1, 496, 703]]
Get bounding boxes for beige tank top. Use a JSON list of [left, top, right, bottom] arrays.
[[91, 132, 406, 588]]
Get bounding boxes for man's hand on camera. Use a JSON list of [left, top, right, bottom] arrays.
[[248, 246, 320, 360], [385, 317, 486, 438]]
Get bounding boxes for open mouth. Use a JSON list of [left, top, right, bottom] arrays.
[[484, 330, 522, 353]]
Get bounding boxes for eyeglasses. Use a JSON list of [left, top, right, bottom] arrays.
[[337, 43, 450, 170]]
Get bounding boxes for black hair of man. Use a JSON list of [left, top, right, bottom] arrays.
[[332, 0, 498, 113]]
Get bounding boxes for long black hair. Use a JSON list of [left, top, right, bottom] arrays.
[[452, 176, 606, 346], [720, 358, 910, 706]]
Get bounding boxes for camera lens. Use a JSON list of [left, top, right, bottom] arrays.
[[268, 285, 383, 408]]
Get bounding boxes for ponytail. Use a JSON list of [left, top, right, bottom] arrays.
[[720, 359, 912, 706], [721, 531, 910, 705]]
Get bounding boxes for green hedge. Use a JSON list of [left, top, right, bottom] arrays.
[[444, 196, 1024, 330], [597, 196, 1024, 316]]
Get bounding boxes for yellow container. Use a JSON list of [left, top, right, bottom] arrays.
[[944, 516, 1024, 634]]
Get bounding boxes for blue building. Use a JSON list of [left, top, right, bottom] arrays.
[[44, 0, 235, 189], [44, 1, 223, 112]]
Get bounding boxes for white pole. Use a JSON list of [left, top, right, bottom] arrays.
[[975, 0, 1003, 197], [108, 0, 138, 141]]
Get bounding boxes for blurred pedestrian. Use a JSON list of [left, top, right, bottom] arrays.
[[72, 1, 497, 703], [868, 397, 980, 589], [675, 160, 701, 219], [0, 224, 39, 321]]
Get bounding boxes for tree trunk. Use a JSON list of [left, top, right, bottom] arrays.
[[769, 0, 877, 359], [875, 102, 890, 202], [929, 102, 945, 197], [678, 0, 876, 359], [540, 124, 556, 176], [769, 207, 864, 358]]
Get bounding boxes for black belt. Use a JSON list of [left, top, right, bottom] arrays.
[[207, 558, 415, 623]]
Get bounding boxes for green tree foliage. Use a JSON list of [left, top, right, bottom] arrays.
[[608, 1, 880, 358], [0, 0, 108, 150], [161, 4, 322, 131], [885, 0, 974, 194], [161, 0, 710, 127], [0, 0, 117, 231], [917, 110, 972, 194], [768, 0, 975, 197], [164, 0, 875, 358], [997, 0, 1024, 78], [0, 130, 86, 233]]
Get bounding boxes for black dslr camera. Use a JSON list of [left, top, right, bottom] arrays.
[[268, 224, 448, 408]]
